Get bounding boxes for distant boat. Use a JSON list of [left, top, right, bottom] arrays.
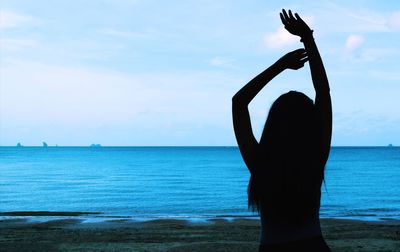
[[43, 142, 48, 147], [16, 143, 23, 147], [90, 144, 102, 147]]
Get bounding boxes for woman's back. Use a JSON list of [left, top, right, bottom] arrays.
[[255, 122, 325, 244]]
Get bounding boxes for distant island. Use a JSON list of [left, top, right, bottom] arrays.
[[90, 144, 102, 147], [388, 144, 394, 147], [16, 143, 23, 147], [43, 142, 48, 147]]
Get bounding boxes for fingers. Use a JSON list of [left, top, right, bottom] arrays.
[[282, 9, 303, 24], [282, 9, 297, 22], [300, 50, 308, 59], [288, 10, 295, 20], [299, 49, 309, 64], [299, 52, 309, 61], [280, 13, 288, 26], [292, 48, 306, 54], [293, 48, 308, 63], [299, 57, 309, 64], [294, 13, 303, 22], [282, 9, 290, 23]]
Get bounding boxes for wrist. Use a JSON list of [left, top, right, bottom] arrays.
[[300, 30, 314, 42], [274, 58, 288, 71]]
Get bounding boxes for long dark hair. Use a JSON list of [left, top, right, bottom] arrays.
[[248, 91, 324, 223]]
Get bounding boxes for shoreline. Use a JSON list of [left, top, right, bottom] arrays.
[[1, 210, 399, 225], [1, 217, 399, 251]]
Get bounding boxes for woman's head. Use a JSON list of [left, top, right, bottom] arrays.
[[260, 91, 318, 153]]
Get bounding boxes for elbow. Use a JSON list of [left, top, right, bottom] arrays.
[[232, 96, 244, 112], [232, 93, 240, 104], [232, 93, 247, 108], [232, 95, 240, 109]]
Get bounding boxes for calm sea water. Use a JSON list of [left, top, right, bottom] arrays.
[[1, 147, 399, 221]]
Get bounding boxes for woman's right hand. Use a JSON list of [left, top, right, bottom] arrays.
[[279, 49, 309, 70]]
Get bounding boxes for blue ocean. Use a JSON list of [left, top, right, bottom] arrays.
[[1, 147, 399, 222]]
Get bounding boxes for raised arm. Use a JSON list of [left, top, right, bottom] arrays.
[[232, 49, 309, 173], [280, 9, 332, 165]]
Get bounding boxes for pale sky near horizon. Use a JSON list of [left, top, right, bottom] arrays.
[[1, 0, 399, 146]]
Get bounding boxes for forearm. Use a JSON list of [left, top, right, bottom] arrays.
[[303, 34, 332, 161], [232, 60, 286, 106], [302, 35, 330, 94]]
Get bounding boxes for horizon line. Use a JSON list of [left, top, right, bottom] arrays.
[[0, 145, 397, 148]]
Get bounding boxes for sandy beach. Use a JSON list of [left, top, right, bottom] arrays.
[[0, 217, 399, 252]]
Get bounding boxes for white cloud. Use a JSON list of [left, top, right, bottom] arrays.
[[332, 111, 400, 145], [98, 28, 142, 39], [359, 48, 399, 62], [263, 26, 298, 49], [263, 15, 314, 49], [0, 59, 241, 145], [387, 11, 400, 31], [311, 2, 388, 34], [98, 28, 177, 41], [315, 6, 400, 34], [371, 70, 400, 81], [0, 38, 37, 51], [345, 34, 364, 51], [209, 57, 234, 67], [0, 60, 150, 123], [0, 10, 37, 29]]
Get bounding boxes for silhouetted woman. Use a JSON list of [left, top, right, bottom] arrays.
[[232, 10, 332, 251]]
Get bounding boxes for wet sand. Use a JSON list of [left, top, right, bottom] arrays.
[[0, 218, 399, 251]]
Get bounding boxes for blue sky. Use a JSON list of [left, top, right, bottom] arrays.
[[1, 0, 399, 146]]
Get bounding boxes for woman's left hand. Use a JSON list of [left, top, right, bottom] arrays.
[[278, 48, 309, 70]]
